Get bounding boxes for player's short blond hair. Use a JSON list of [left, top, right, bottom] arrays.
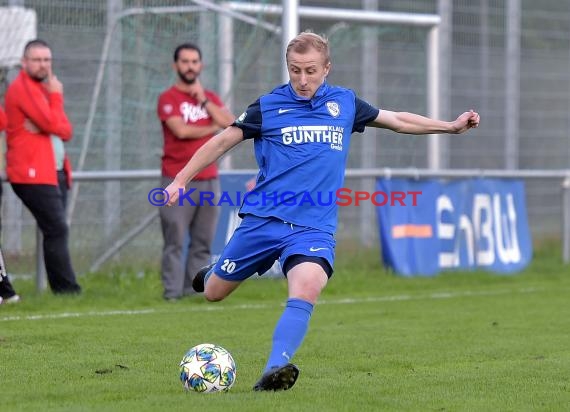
[[286, 31, 330, 65]]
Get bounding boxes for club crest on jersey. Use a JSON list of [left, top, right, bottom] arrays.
[[326, 101, 340, 117]]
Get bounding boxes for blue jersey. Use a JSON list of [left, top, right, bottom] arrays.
[[233, 82, 379, 234]]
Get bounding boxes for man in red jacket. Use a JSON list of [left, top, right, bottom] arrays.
[[5, 39, 81, 294], [0, 105, 21, 304]]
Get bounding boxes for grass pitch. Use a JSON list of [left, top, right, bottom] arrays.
[[1, 244, 569, 411]]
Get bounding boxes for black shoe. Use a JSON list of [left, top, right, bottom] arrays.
[[192, 263, 214, 293], [253, 364, 300, 392]]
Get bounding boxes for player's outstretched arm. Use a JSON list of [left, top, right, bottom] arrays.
[[368, 109, 480, 135], [165, 126, 244, 206]]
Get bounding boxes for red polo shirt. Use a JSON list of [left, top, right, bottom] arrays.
[[157, 86, 224, 179]]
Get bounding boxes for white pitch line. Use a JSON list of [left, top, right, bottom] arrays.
[[0, 286, 543, 322]]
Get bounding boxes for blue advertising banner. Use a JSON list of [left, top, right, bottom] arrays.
[[376, 178, 533, 276]]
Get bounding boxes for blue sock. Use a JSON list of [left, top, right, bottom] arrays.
[[264, 298, 314, 372]]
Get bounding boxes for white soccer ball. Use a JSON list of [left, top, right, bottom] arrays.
[[179, 343, 237, 393]]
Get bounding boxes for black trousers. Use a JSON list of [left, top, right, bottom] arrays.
[[11, 171, 81, 294]]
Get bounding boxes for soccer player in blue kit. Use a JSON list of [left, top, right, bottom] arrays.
[[164, 31, 480, 391]]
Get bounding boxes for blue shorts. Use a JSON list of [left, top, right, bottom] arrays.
[[212, 214, 336, 281]]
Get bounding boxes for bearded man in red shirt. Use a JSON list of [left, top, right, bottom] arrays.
[[157, 43, 234, 300]]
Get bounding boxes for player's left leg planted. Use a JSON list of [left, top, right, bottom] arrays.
[[253, 298, 313, 391], [265, 298, 313, 369]]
